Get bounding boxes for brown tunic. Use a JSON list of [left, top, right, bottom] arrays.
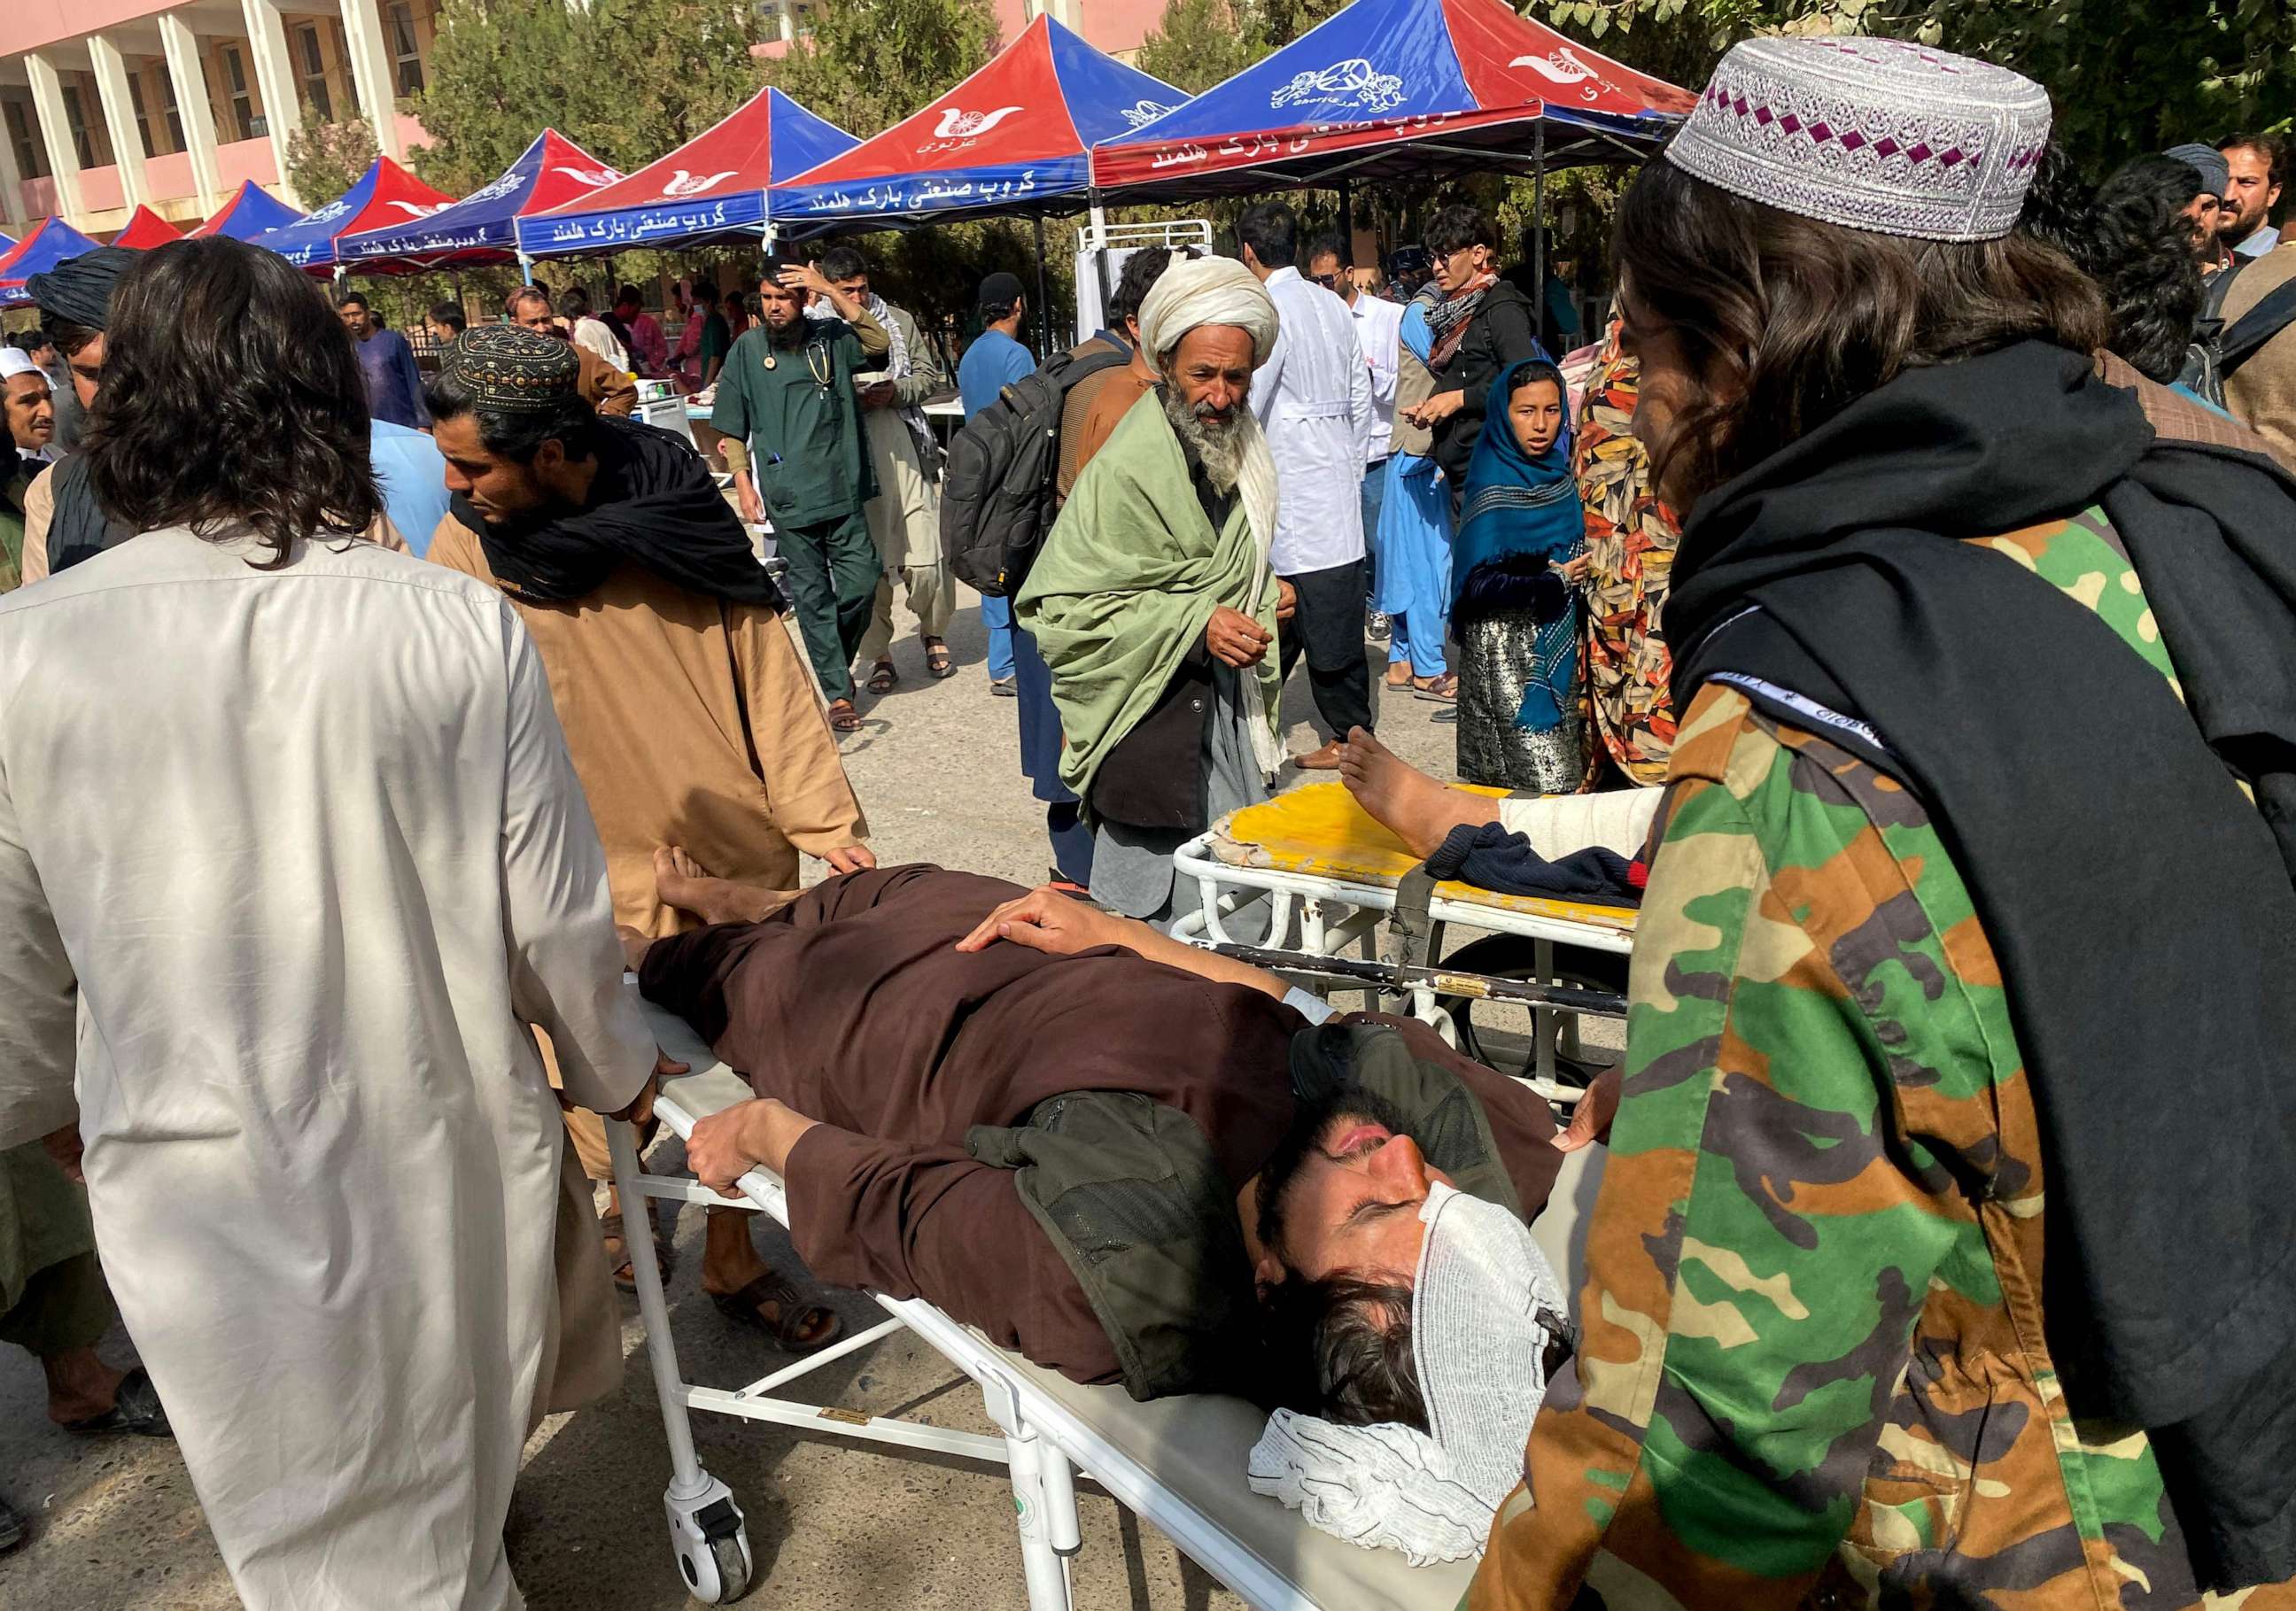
[[640, 864, 1562, 1387], [428, 517, 866, 937]]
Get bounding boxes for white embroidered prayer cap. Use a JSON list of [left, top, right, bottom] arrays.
[[0, 348, 50, 387], [1665, 36, 2052, 242]]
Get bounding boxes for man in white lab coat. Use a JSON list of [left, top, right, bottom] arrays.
[[1307, 236, 1401, 635], [0, 236, 657, 1610], [1239, 202, 1376, 771]]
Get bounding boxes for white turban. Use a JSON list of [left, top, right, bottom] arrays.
[[1247, 1182, 1572, 1564], [1135, 252, 1279, 368], [1133, 254, 1286, 778]]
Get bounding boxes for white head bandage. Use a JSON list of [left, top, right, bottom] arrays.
[[1132, 252, 1286, 778], [1246, 1182, 1571, 1565]]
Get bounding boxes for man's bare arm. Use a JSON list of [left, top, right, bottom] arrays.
[[953, 886, 1289, 1000]]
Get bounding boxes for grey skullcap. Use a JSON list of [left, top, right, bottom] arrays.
[[1666, 37, 2052, 242], [26, 246, 142, 331], [439, 325, 580, 414], [2164, 142, 2231, 199]]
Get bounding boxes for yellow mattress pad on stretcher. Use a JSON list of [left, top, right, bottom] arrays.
[[1208, 781, 1638, 937]]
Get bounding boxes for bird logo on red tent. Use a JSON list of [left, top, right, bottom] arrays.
[[660, 169, 738, 198], [930, 105, 1023, 141]]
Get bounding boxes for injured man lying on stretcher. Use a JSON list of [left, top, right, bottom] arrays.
[[631, 864, 1568, 1433]]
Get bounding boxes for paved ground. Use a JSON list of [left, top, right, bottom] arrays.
[[0, 584, 1482, 1610]]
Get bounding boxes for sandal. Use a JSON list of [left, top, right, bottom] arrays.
[[1385, 663, 1413, 689], [1413, 674, 1459, 701], [601, 1209, 677, 1295], [62, 1366, 171, 1438], [710, 1271, 845, 1354], [826, 699, 863, 732], [924, 639, 955, 679], [865, 660, 898, 695]]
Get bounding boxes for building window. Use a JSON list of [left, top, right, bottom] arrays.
[[221, 45, 262, 141], [4, 99, 49, 181], [128, 70, 156, 159], [388, 2, 424, 97], [297, 26, 333, 122], [158, 68, 185, 151], [60, 85, 96, 169]]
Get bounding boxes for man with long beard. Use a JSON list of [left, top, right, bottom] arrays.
[[1020, 255, 1296, 927]]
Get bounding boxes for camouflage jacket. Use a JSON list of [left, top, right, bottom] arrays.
[[1471, 509, 2294, 1610]]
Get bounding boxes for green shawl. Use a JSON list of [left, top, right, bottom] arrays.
[[1018, 392, 1280, 809]]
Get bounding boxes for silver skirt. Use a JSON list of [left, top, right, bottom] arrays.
[[1455, 611, 1584, 793]]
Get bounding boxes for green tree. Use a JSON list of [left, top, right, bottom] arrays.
[[1543, 0, 2296, 175], [285, 110, 379, 206], [763, 0, 1000, 139], [408, 0, 772, 192], [1136, 0, 1276, 94]]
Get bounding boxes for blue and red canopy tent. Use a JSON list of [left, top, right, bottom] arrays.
[[250, 156, 456, 273], [1090, 0, 1692, 198], [0, 218, 103, 309], [342, 129, 619, 272], [770, 15, 1185, 232], [516, 87, 856, 261], [190, 179, 305, 243], [110, 205, 184, 250]]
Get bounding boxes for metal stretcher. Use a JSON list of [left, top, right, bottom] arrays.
[[609, 986, 1481, 1609], [1170, 782, 1639, 1102]]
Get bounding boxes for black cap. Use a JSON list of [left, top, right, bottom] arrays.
[[978, 270, 1025, 309]]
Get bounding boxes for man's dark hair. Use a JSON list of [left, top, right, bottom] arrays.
[[2065, 155, 2207, 383], [1112, 244, 1196, 325], [12, 329, 54, 356], [1424, 204, 1495, 259], [428, 301, 466, 334], [1612, 158, 2111, 505], [505, 284, 549, 318], [2014, 142, 2094, 260], [1263, 1274, 1426, 1429], [691, 279, 720, 306], [85, 236, 380, 567], [2219, 130, 2289, 190], [48, 319, 100, 360], [1237, 201, 1299, 269], [337, 289, 369, 312], [816, 245, 867, 283], [1307, 233, 1351, 271], [425, 369, 599, 467], [613, 283, 642, 309], [556, 290, 591, 321]]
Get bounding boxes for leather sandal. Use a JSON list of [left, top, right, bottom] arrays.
[[710, 1272, 844, 1354], [826, 699, 863, 732], [601, 1209, 677, 1295], [62, 1366, 171, 1438], [865, 660, 898, 695], [924, 640, 955, 679]]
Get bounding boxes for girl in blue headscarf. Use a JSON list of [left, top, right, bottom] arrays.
[[1451, 357, 1587, 791], [1372, 290, 1456, 698]]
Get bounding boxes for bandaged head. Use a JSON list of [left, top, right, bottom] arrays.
[[1135, 253, 1278, 368], [1247, 1182, 1571, 1565]]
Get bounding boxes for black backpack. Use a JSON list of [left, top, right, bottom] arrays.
[[940, 345, 1132, 597], [2181, 259, 2296, 408]]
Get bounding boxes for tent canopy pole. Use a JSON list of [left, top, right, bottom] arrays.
[[1032, 213, 1053, 357], [1532, 121, 1547, 350]]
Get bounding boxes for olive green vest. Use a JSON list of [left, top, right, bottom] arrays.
[[966, 1021, 1523, 1402]]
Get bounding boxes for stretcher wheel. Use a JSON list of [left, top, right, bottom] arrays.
[[703, 1534, 751, 1604], [665, 1476, 753, 1604]]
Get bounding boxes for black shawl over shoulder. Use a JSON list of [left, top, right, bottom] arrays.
[[454, 414, 782, 608], [1668, 341, 2296, 1592]]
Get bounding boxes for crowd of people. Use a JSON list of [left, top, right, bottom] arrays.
[[1, 27, 2293, 1611]]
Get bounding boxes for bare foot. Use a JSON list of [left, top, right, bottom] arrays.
[[654, 846, 787, 927], [42, 1347, 127, 1426], [1337, 726, 1496, 858]]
